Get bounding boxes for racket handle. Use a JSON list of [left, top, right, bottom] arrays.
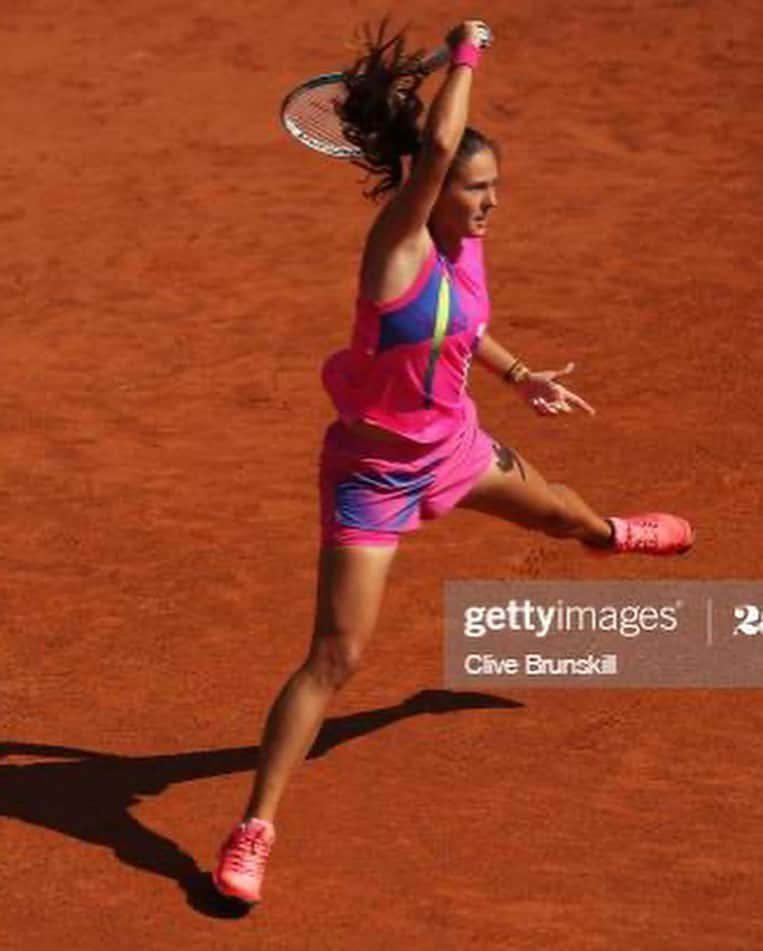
[[419, 45, 452, 75], [419, 24, 493, 75]]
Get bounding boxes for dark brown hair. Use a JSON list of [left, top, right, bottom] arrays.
[[338, 20, 426, 199], [338, 22, 499, 200]]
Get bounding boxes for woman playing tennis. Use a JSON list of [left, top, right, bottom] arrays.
[[212, 20, 694, 904]]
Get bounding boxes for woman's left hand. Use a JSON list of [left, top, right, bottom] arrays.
[[515, 361, 596, 417]]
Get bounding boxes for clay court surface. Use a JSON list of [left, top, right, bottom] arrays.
[[2, 0, 762, 947]]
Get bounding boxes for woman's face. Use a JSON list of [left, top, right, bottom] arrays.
[[430, 147, 500, 240]]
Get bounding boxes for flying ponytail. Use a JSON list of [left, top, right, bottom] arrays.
[[338, 20, 427, 199]]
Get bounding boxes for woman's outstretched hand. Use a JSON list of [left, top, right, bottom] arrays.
[[515, 361, 596, 417]]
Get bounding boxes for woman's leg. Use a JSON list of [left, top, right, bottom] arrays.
[[456, 445, 613, 546], [245, 543, 398, 823]]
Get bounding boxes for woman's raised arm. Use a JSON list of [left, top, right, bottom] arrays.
[[360, 21, 490, 300]]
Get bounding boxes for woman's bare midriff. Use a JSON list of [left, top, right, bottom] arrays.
[[343, 419, 421, 446]]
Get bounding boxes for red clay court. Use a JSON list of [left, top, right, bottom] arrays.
[[2, 1, 762, 948]]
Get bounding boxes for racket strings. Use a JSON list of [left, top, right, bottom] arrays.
[[283, 84, 356, 156]]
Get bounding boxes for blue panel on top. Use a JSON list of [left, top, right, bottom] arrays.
[[377, 266, 468, 353]]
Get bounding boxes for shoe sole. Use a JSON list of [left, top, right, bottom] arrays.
[[211, 871, 259, 906]]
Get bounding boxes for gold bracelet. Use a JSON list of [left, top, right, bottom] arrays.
[[503, 359, 531, 383]]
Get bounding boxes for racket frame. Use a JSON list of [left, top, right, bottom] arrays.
[[280, 72, 361, 159]]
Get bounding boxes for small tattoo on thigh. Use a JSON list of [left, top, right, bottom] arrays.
[[492, 441, 526, 481]]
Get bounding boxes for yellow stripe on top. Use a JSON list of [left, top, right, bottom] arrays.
[[422, 275, 451, 408]]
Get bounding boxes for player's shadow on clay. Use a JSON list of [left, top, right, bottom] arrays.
[[0, 688, 521, 918]]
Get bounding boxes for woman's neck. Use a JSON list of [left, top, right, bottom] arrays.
[[429, 225, 463, 263]]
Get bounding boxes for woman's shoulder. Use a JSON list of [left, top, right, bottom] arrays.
[[359, 220, 437, 306], [358, 240, 439, 312]]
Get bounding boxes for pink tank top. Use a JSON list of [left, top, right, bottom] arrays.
[[321, 236, 490, 444]]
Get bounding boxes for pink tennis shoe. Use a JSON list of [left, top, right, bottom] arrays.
[[603, 513, 694, 555], [213, 817, 275, 904]]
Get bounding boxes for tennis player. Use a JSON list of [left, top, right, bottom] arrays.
[[212, 20, 694, 904]]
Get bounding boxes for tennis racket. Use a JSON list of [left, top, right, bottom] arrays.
[[280, 24, 492, 159]]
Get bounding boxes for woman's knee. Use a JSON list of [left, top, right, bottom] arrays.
[[305, 634, 365, 690]]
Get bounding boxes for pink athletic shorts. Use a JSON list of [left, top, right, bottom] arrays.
[[319, 403, 499, 547]]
